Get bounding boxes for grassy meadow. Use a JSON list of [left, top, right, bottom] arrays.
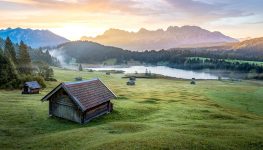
[[0, 67, 263, 149]]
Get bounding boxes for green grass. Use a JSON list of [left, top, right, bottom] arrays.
[[225, 59, 263, 66], [0, 67, 263, 149], [189, 57, 263, 66]]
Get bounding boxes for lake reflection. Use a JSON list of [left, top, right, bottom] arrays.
[[86, 66, 221, 79]]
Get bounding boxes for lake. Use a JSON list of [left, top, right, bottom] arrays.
[[86, 66, 223, 79]]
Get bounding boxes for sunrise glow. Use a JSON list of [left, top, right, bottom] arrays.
[[0, 0, 263, 40]]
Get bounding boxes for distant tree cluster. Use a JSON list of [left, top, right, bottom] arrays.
[[30, 48, 60, 67], [78, 64, 83, 71], [0, 37, 56, 89], [33, 61, 55, 81], [169, 58, 263, 73]]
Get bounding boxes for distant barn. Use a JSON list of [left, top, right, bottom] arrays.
[[22, 81, 41, 94], [41, 78, 116, 124], [127, 77, 136, 86]]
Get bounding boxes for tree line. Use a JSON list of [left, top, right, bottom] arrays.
[[30, 48, 60, 67], [122, 50, 263, 74], [0, 37, 55, 89]]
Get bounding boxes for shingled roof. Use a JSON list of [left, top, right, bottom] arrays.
[[25, 81, 41, 89], [41, 78, 116, 112]]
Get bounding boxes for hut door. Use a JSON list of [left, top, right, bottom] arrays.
[[24, 86, 29, 93]]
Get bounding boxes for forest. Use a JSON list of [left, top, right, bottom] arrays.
[[0, 37, 56, 89]]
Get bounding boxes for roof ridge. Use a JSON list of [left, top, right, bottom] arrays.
[[25, 81, 38, 83], [64, 78, 99, 85]]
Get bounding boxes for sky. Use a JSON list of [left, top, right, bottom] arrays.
[[0, 0, 263, 40]]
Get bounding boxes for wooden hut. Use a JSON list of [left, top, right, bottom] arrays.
[[127, 79, 135, 85], [22, 81, 41, 94], [127, 76, 136, 85], [190, 78, 196, 85], [41, 78, 116, 124]]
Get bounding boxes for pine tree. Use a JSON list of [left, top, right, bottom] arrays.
[[0, 47, 3, 55], [0, 54, 17, 87], [4, 37, 17, 65], [45, 50, 53, 65], [18, 41, 32, 75], [79, 64, 83, 71]]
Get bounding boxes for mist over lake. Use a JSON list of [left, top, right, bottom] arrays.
[[86, 66, 223, 79]]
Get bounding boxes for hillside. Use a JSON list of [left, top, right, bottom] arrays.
[[81, 26, 238, 51], [54, 41, 127, 64], [232, 37, 263, 50], [229, 37, 263, 59], [0, 28, 69, 48]]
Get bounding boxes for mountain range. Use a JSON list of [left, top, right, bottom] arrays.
[[1, 29, 262, 64], [1, 26, 262, 59], [81, 26, 238, 51], [0, 28, 69, 48]]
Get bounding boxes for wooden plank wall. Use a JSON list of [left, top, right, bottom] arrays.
[[84, 102, 109, 122], [51, 102, 81, 123], [50, 89, 82, 123]]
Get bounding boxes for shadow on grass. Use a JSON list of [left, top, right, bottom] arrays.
[[139, 98, 162, 104], [101, 122, 151, 134], [116, 96, 129, 100], [90, 106, 159, 125], [208, 113, 236, 120]]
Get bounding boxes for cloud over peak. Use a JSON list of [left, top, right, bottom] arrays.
[[0, 0, 262, 40]]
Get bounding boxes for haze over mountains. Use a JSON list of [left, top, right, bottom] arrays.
[[1, 26, 262, 58], [0, 28, 69, 48], [81, 26, 238, 51]]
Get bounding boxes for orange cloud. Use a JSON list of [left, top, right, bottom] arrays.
[[0, 0, 262, 40]]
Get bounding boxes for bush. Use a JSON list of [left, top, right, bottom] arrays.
[[0, 79, 20, 90], [45, 78, 57, 82], [18, 75, 46, 88], [251, 73, 263, 80], [0, 74, 47, 90], [33, 61, 55, 81]]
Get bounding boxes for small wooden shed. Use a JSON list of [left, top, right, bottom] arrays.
[[127, 77, 136, 86], [41, 78, 116, 124], [22, 81, 41, 94]]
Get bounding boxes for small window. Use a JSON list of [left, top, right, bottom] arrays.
[[62, 91, 67, 95]]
